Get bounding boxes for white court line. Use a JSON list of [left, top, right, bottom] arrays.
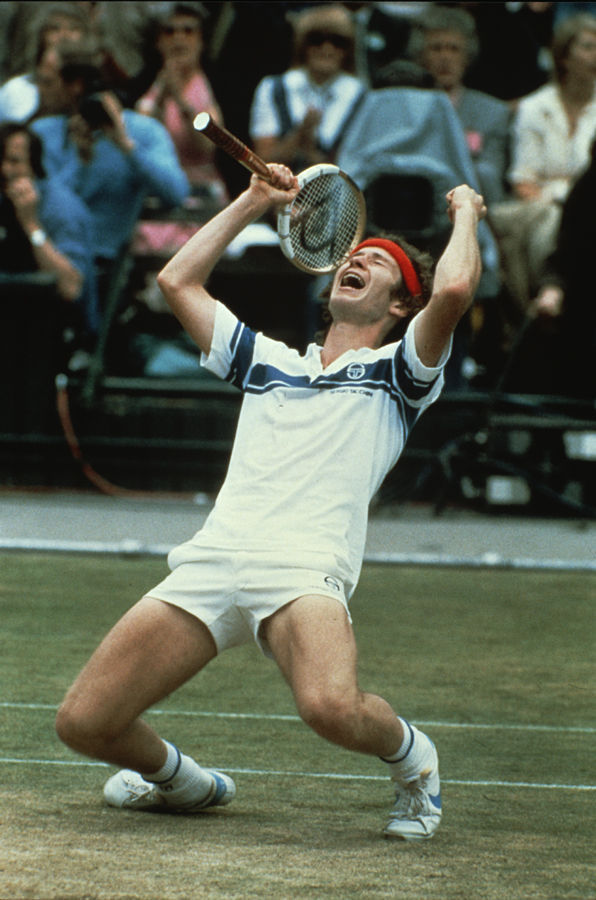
[[2, 701, 594, 735], [0, 756, 593, 792]]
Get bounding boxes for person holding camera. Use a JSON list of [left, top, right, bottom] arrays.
[[30, 38, 190, 313]]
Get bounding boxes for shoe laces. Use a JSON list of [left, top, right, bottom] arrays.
[[392, 771, 431, 818], [123, 775, 157, 804]]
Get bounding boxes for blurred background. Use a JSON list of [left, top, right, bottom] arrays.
[[0, 1, 594, 519]]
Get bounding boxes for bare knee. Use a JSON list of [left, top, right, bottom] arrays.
[[55, 699, 92, 753], [55, 696, 117, 756], [296, 687, 358, 743]]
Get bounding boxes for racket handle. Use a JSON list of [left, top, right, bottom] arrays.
[[194, 112, 271, 181]]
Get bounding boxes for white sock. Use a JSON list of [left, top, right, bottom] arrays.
[[381, 718, 431, 782], [382, 717, 414, 762], [143, 740, 182, 783], [142, 741, 214, 806]]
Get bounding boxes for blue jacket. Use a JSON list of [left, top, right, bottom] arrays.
[[38, 177, 99, 333], [32, 110, 190, 260]]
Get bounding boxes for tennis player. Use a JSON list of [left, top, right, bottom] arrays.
[[55, 164, 486, 840]]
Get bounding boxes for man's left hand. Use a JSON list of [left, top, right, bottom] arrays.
[[446, 185, 487, 222], [98, 92, 136, 153]]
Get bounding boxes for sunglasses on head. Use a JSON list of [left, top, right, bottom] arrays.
[[305, 30, 350, 50], [161, 23, 199, 36]]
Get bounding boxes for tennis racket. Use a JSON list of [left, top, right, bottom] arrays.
[[194, 112, 365, 273]]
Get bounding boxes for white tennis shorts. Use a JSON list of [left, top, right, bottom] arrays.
[[146, 540, 351, 657]]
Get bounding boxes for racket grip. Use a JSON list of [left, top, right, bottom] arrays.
[[194, 112, 271, 181]]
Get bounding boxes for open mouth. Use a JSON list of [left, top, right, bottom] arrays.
[[340, 271, 365, 289]]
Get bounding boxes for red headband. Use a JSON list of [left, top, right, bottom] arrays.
[[352, 238, 422, 297]]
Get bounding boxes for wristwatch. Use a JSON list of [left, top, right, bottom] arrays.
[[29, 228, 47, 247]]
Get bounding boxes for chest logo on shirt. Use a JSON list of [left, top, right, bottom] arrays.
[[346, 363, 366, 380]]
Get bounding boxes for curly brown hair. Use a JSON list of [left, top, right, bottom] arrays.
[[315, 233, 435, 345]]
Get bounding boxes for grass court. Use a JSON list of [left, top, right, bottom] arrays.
[[1, 551, 594, 899]]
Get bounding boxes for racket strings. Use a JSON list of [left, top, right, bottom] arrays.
[[288, 173, 363, 271]]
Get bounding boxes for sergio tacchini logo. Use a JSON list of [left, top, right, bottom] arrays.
[[346, 363, 365, 380]]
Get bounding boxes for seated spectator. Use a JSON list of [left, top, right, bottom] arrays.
[[30, 39, 190, 309], [407, 4, 512, 206], [490, 12, 596, 326], [0, 122, 98, 341], [137, 2, 227, 204], [0, 2, 91, 124], [134, 1, 228, 255], [510, 12, 596, 204], [249, 4, 367, 171], [506, 138, 596, 398]]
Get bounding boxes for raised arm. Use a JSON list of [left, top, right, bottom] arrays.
[[414, 185, 486, 367], [156, 165, 299, 355], [100, 96, 190, 206]]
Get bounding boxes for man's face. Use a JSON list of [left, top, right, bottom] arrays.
[[157, 14, 204, 66], [43, 13, 86, 47], [329, 246, 405, 327], [304, 31, 348, 83], [421, 29, 468, 92], [1, 133, 33, 190]]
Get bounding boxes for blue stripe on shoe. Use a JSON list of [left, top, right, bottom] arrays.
[[208, 772, 228, 807], [429, 792, 442, 810]]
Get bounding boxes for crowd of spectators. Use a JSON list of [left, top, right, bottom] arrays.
[[0, 1, 595, 398]]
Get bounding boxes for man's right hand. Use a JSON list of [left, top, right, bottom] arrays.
[[68, 114, 94, 163], [248, 164, 299, 212]]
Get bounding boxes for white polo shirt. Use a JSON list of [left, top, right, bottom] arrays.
[[249, 68, 366, 154], [193, 302, 449, 596]]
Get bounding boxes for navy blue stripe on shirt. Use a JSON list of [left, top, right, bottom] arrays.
[[232, 342, 438, 434], [246, 355, 434, 406], [248, 363, 311, 392], [247, 359, 415, 433], [226, 322, 256, 389], [393, 342, 440, 403]]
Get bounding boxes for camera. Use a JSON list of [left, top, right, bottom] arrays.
[[58, 57, 112, 129], [79, 91, 112, 129]]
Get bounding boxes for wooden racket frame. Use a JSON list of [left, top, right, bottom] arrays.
[[194, 112, 366, 273], [194, 112, 271, 179]]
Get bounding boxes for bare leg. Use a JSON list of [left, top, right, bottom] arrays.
[[55, 596, 217, 773], [265, 595, 442, 840], [263, 595, 403, 757]]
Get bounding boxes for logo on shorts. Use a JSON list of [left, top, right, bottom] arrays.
[[324, 575, 342, 592], [346, 363, 365, 381]]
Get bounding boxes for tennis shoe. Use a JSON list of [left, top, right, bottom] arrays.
[[384, 739, 442, 840], [103, 768, 235, 812]]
